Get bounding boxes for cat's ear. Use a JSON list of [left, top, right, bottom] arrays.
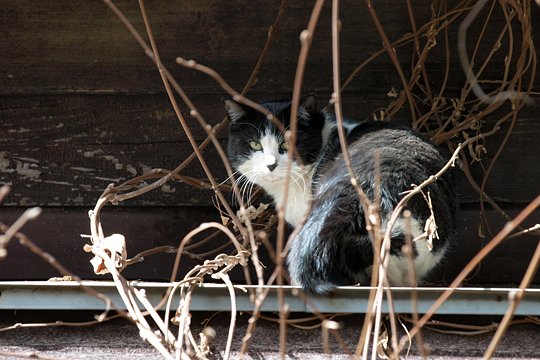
[[298, 94, 317, 121], [224, 100, 247, 124]]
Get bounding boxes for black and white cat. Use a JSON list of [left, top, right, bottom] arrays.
[[226, 95, 456, 294]]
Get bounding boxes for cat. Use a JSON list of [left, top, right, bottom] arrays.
[[225, 95, 456, 294]]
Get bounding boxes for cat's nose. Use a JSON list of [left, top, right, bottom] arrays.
[[267, 163, 277, 172]]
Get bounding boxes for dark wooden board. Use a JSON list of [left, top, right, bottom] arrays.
[[1, 206, 539, 285], [0, 206, 230, 281], [0, 140, 224, 207], [0, 93, 229, 144], [2, 94, 539, 207], [1, 1, 538, 93], [463, 104, 540, 205]]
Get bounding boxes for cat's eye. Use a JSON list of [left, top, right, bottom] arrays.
[[249, 141, 263, 151], [280, 141, 289, 151]]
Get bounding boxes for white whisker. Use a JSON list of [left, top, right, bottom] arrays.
[[231, 169, 259, 207], [218, 169, 241, 186]]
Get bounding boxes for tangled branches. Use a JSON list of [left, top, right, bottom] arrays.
[[71, 0, 540, 358], [2, 0, 539, 359]]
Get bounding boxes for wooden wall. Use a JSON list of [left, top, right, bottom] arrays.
[[1, 1, 539, 284]]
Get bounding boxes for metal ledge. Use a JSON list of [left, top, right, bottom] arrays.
[[1, 281, 539, 315]]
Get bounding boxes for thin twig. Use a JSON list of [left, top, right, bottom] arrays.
[[277, 1, 326, 357], [364, 0, 418, 122], [458, 0, 532, 104], [0, 207, 41, 259], [403, 210, 428, 359], [399, 195, 540, 353], [484, 238, 540, 358], [0, 223, 128, 321]]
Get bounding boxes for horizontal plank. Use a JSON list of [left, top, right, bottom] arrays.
[[0, 207, 233, 281], [0, 205, 539, 285], [0, 93, 229, 144], [1, 0, 537, 93], [2, 93, 539, 207], [0, 141, 226, 207], [462, 103, 540, 204]]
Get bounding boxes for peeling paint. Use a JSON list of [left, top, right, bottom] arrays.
[[18, 197, 34, 206], [53, 137, 74, 143], [154, 109, 174, 120], [44, 180, 73, 186], [140, 200, 160, 206], [102, 155, 123, 170], [83, 150, 104, 158], [8, 127, 31, 134], [73, 132, 88, 139], [126, 164, 137, 176], [95, 176, 123, 182], [1, 153, 42, 180], [14, 161, 41, 180], [71, 167, 94, 172], [12, 156, 39, 163], [139, 163, 153, 174], [99, 131, 112, 138], [161, 184, 176, 193], [80, 184, 94, 191], [68, 195, 84, 204], [0, 152, 12, 173]]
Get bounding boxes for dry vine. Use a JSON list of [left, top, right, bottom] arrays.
[[1, 1, 539, 359]]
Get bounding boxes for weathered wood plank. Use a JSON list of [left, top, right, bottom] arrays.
[[2, 93, 539, 207], [0, 141, 225, 207], [1, 206, 538, 285], [0, 207, 230, 281], [1, 1, 537, 93], [0, 93, 228, 144]]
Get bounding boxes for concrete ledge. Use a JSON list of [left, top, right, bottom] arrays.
[[1, 281, 539, 315]]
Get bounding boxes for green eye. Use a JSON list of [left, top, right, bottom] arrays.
[[249, 141, 263, 151], [280, 141, 289, 151]]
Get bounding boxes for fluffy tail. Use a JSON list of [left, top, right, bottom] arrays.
[[287, 184, 373, 294]]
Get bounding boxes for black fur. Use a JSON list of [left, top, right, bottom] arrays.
[[289, 120, 456, 293], [226, 96, 326, 169], [226, 96, 456, 294]]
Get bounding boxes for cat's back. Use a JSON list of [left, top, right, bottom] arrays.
[[348, 121, 443, 162], [288, 115, 457, 293], [319, 121, 449, 184]]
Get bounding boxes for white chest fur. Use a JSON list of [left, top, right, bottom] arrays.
[[263, 174, 313, 226], [383, 216, 446, 285], [236, 130, 314, 227]]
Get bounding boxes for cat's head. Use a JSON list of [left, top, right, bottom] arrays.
[[225, 95, 325, 189]]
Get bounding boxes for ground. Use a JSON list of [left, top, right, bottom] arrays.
[[0, 311, 539, 359]]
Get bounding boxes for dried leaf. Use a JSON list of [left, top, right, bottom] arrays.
[[423, 215, 439, 251], [90, 255, 108, 275], [478, 223, 485, 239], [386, 87, 398, 98], [85, 234, 127, 275], [376, 328, 390, 359], [198, 327, 216, 359], [235, 203, 270, 229], [220, 215, 230, 226], [171, 309, 182, 326]]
